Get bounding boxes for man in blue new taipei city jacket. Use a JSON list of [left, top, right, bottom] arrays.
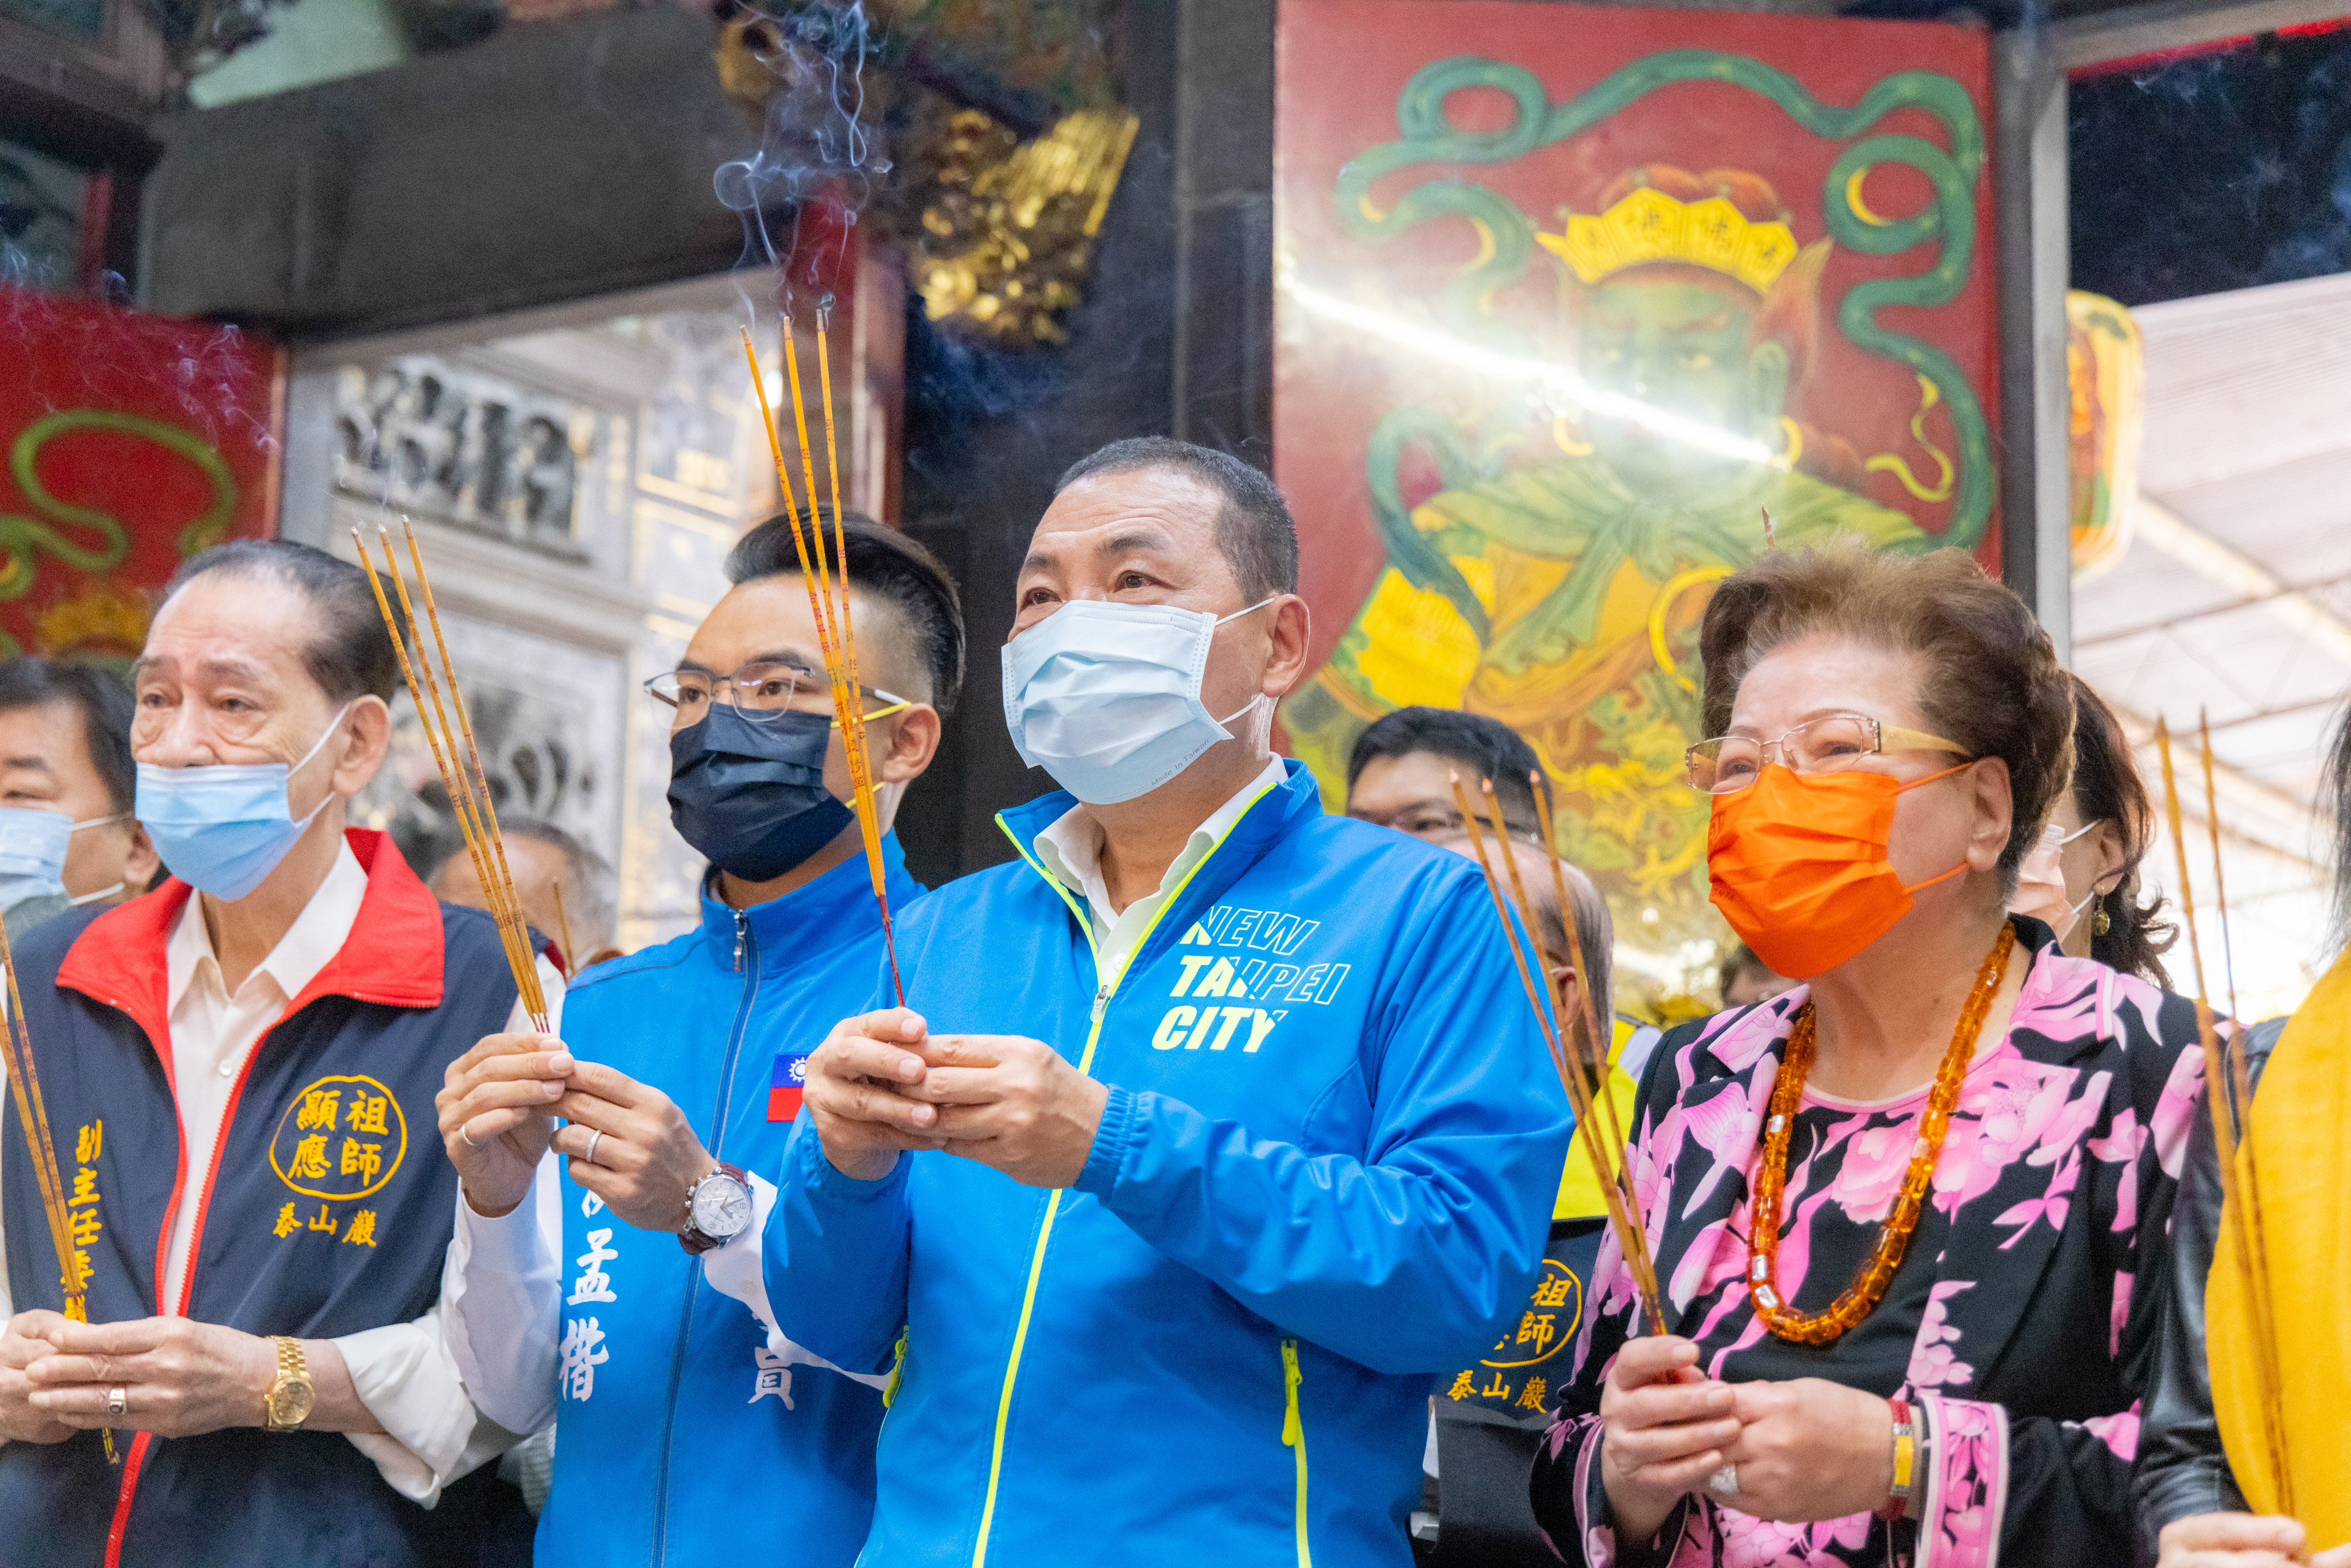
[[766, 444, 1575, 1567], [436, 513, 962, 1567]]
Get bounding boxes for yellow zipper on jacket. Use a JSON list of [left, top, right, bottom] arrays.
[[1282, 1338, 1313, 1568], [968, 785, 1278, 1566]]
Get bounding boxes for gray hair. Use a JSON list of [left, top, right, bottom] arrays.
[[1453, 835, 1615, 1052], [1521, 848, 1613, 1037]]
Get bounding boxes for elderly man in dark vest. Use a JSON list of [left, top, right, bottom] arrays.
[[0, 540, 548, 1566]]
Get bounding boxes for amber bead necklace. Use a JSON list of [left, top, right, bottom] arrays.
[[1746, 920, 2018, 1345]]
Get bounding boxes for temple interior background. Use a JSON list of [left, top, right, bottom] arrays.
[[6, 0, 2349, 1015]]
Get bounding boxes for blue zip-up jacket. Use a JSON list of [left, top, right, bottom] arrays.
[[530, 835, 923, 1567], [765, 763, 1573, 1567]]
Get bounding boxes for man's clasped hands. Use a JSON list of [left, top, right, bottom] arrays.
[[436, 1008, 1109, 1227]]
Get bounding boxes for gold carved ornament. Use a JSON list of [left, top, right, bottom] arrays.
[[914, 107, 1139, 347]]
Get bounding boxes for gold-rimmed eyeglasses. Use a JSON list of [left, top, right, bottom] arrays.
[[645, 659, 909, 729], [1686, 713, 1969, 795]]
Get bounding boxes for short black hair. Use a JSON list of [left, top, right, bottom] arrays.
[[726, 511, 965, 716], [1053, 437, 1298, 604], [1348, 706, 1550, 835], [164, 540, 399, 705], [0, 658, 135, 815]]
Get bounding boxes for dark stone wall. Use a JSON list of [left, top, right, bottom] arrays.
[[141, 8, 754, 335]]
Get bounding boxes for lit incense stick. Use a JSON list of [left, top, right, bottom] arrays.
[[1526, 773, 1647, 1240], [740, 323, 907, 1003], [550, 880, 578, 976], [0, 917, 114, 1460], [813, 314, 895, 937], [1450, 774, 1666, 1334], [352, 526, 550, 1032], [373, 527, 544, 1023], [2156, 717, 2290, 1508]]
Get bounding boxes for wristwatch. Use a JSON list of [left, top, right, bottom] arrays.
[[263, 1336, 315, 1433], [680, 1162, 753, 1255]]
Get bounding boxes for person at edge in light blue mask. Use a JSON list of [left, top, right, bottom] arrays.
[[0, 658, 158, 942], [435, 512, 961, 1567], [0, 539, 550, 1567], [769, 437, 1574, 1567]]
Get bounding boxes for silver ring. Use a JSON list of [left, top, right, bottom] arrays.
[[583, 1130, 603, 1166], [106, 1386, 126, 1419], [1706, 1464, 1738, 1497], [459, 1124, 480, 1150]]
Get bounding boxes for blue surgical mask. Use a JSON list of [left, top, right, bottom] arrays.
[[0, 806, 123, 910], [135, 704, 354, 901], [1002, 597, 1274, 805]]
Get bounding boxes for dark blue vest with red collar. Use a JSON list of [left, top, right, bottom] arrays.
[[0, 830, 530, 1568]]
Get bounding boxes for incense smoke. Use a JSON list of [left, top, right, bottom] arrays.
[[711, 0, 889, 314]]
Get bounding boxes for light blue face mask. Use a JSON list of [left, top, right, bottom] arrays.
[[1001, 597, 1274, 805], [0, 806, 125, 911], [135, 704, 354, 902]]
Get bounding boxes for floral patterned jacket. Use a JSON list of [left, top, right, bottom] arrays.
[[1533, 922, 2206, 1568]]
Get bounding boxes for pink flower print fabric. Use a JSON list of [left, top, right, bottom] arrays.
[[1531, 924, 2205, 1567]]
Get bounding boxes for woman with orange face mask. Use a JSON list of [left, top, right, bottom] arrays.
[[1529, 541, 2207, 1568]]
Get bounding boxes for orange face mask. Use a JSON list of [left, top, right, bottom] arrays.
[[1707, 761, 1970, 980]]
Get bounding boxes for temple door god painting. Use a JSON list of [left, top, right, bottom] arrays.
[[1274, 1, 1999, 1000]]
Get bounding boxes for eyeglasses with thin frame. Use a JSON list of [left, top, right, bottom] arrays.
[[1685, 713, 1969, 795], [645, 659, 909, 729]]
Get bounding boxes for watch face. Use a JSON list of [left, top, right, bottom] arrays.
[[691, 1174, 752, 1239], [270, 1379, 315, 1429]]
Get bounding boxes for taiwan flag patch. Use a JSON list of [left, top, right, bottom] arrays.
[[768, 1052, 810, 1121]]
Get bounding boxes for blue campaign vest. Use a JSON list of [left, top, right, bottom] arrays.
[[534, 836, 921, 1568], [0, 832, 530, 1568]]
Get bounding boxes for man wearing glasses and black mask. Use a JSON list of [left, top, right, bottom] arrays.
[[433, 513, 961, 1567]]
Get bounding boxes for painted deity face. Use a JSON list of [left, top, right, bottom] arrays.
[[1572, 273, 1790, 503]]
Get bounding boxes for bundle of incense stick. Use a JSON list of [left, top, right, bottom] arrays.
[[1448, 772, 1667, 1336], [738, 318, 905, 1004], [2155, 713, 2290, 1509], [352, 521, 552, 1034], [0, 918, 114, 1460]]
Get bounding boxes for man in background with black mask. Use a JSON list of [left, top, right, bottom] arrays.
[[433, 513, 961, 1567]]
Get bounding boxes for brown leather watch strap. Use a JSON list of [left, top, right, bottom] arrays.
[[679, 1161, 751, 1255]]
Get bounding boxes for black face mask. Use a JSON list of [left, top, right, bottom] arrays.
[[667, 705, 854, 883]]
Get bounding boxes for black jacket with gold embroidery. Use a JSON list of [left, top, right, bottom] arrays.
[[0, 829, 525, 1568]]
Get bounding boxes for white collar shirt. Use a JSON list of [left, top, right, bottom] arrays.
[[158, 841, 371, 1313], [1033, 756, 1288, 982]]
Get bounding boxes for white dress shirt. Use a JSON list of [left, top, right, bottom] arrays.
[[1033, 755, 1289, 979], [0, 843, 558, 1505], [442, 1117, 883, 1446]]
